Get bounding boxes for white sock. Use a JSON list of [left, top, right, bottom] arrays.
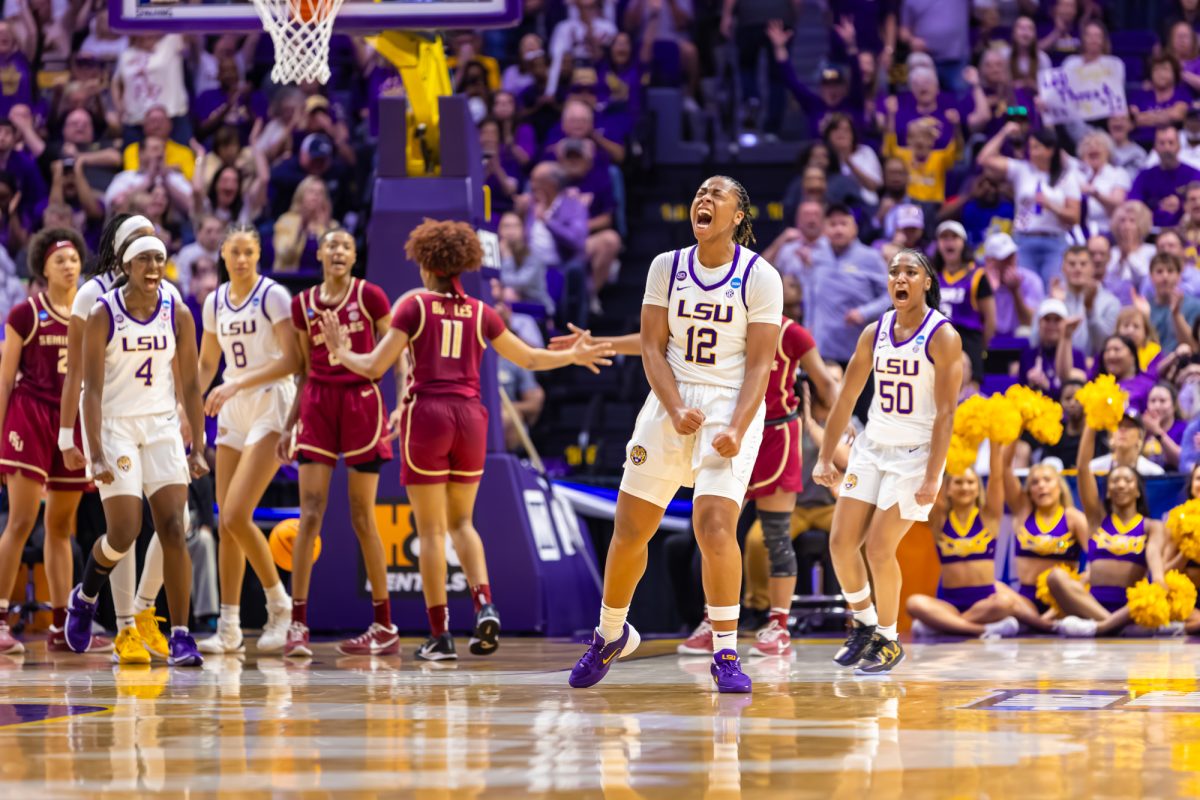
[[137, 534, 164, 605], [598, 604, 629, 641], [110, 551, 136, 620], [878, 623, 898, 642], [171, 625, 188, 637], [264, 582, 290, 609], [712, 628, 738, 653], [117, 615, 135, 631], [853, 605, 878, 627], [220, 604, 241, 628]]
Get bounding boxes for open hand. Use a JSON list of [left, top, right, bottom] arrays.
[[569, 331, 615, 374], [204, 380, 240, 416], [549, 321, 587, 351], [765, 19, 792, 49], [319, 310, 347, 355]]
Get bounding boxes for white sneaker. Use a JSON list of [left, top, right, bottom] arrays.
[[1055, 616, 1098, 638], [198, 622, 245, 654], [980, 616, 1020, 640], [1157, 621, 1187, 637], [910, 619, 934, 639], [257, 602, 292, 653]]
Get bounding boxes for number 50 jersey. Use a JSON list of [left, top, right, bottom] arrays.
[[96, 286, 178, 418], [866, 308, 950, 447], [644, 245, 783, 390]]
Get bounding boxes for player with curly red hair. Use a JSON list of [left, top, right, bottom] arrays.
[[323, 218, 613, 661]]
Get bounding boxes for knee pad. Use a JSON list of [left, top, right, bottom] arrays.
[[760, 511, 797, 578], [99, 535, 132, 562]]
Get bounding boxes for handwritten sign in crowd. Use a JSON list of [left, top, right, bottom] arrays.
[[1037, 63, 1128, 124]]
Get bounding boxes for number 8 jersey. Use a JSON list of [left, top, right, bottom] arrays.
[[865, 308, 950, 447], [644, 244, 783, 389], [203, 276, 291, 380], [96, 286, 178, 418]]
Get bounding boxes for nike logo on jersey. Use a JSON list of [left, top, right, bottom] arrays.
[[909, 447, 920, 453], [360, 389, 373, 398]]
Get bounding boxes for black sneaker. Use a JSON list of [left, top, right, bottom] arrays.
[[469, 603, 501, 656], [833, 621, 876, 667], [854, 635, 905, 676], [415, 633, 457, 661]]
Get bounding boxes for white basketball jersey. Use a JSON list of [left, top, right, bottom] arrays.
[[865, 308, 949, 447], [656, 244, 780, 390], [98, 286, 178, 418], [72, 271, 182, 320], [205, 277, 290, 382]]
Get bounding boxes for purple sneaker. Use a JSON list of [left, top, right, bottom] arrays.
[[64, 585, 98, 653], [568, 623, 641, 688], [710, 649, 752, 694], [167, 631, 204, 667]]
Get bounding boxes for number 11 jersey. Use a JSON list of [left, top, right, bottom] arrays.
[[644, 245, 783, 390], [866, 308, 949, 447], [390, 291, 506, 400]]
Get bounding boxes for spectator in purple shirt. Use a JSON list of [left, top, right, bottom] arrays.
[[479, 117, 522, 227], [1143, 382, 1187, 470], [0, 171, 29, 257], [557, 138, 621, 314], [1087, 333, 1155, 413], [0, 119, 45, 222], [1020, 298, 1086, 399], [879, 65, 967, 149], [1131, 55, 1190, 147], [1037, 0, 1084, 65], [981, 231, 1044, 336], [522, 161, 589, 322], [1129, 125, 1200, 229], [0, 22, 33, 119], [192, 56, 268, 146], [491, 90, 537, 173], [542, 98, 626, 169], [1166, 21, 1200, 96], [766, 19, 865, 140], [970, 48, 1039, 140]]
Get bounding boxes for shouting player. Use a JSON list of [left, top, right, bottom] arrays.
[[67, 233, 210, 666], [279, 229, 398, 658], [568, 175, 783, 694], [0, 230, 92, 654], [813, 248, 962, 676], [322, 218, 613, 661], [59, 214, 180, 662], [195, 224, 297, 653]]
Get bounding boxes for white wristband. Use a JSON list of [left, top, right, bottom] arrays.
[[57, 427, 75, 452]]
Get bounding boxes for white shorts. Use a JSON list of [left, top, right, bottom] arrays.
[[840, 434, 941, 522], [619, 382, 765, 509], [216, 379, 296, 451], [95, 413, 190, 501]]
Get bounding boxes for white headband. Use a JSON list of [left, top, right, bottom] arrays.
[[122, 235, 167, 264], [114, 215, 153, 254]]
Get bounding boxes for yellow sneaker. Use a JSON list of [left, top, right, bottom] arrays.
[[135, 609, 169, 659], [112, 627, 151, 665]]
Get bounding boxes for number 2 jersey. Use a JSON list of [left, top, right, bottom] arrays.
[[6, 293, 71, 406], [290, 277, 391, 385], [643, 244, 783, 390], [96, 286, 179, 418], [202, 276, 292, 380], [390, 291, 506, 400], [866, 307, 949, 447]]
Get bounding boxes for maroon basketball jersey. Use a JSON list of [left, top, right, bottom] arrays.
[[765, 318, 815, 419], [391, 292, 506, 400], [7, 293, 70, 406], [291, 277, 391, 385]]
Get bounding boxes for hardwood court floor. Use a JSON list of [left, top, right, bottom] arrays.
[[0, 636, 1199, 798]]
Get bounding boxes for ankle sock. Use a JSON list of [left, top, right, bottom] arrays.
[[598, 603, 629, 641], [853, 605, 879, 627], [52, 607, 66, 629], [292, 599, 308, 625], [878, 623, 898, 642], [428, 605, 449, 637], [264, 582, 290, 609], [769, 607, 789, 628], [220, 604, 241, 629], [372, 599, 391, 628], [471, 584, 492, 613]]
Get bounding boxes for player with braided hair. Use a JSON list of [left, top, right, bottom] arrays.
[[323, 218, 613, 661], [568, 175, 783, 694], [813, 248, 962, 676]]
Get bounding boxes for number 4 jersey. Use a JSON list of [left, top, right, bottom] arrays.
[[96, 286, 179, 418], [865, 308, 950, 447], [644, 245, 783, 389], [390, 291, 506, 400]]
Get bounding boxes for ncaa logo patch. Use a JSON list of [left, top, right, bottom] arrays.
[[916, 335, 926, 345], [630, 445, 648, 466], [37, 310, 48, 321], [676, 271, 686, 281], [117, 456, 132, 472], [349, 311, 360, 321], [731, 277, 742, 289], [844, 474, 858, 490], [306, 308, 316, 318]]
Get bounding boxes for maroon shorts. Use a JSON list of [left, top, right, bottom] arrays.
[[0, 391, 88, 491], [399, 394, 488, 485], [295, 380, 393, 467], [746, 418, 803, 500]]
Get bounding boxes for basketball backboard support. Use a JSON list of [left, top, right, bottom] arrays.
[[109, 0, 522, 33]]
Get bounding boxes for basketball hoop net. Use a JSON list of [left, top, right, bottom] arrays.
[[252, 0, 347, 84]]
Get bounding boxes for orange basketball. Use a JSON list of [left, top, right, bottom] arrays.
[[269, 518, 322, 572], [291, 0, 321, 24]]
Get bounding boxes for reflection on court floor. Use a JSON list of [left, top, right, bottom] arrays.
[[0, 638, 1197, 798]]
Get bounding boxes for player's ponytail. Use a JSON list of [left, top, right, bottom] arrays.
[[710, 175, 756, 247], [894, 248, 941, 310], [93, 212, 134, 277]]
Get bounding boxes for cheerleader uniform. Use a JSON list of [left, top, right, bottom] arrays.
[[934, 507, 997, 612], [1088, 514, 1148, 612], [1015, 507, 1082, 612]]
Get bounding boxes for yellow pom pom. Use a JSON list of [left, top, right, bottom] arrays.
[[986, 395, 1024, 445], [953, 395, 991, 447], [1167, 500, 1200, 563], [1036, 564, 1082, 615], [1164, 570, 1198, 622], [945, 433, 979, 477], [1076, 374, 1129, 432], [1126, 579, 1172, 628], [1004, 384, 1064, 445]]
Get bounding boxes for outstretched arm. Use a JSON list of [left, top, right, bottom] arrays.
[[549, 323, 642, 356], [983, 438, 1007, 531], [1076, 424, 1105, 528], [490, 329, 614, 372], [321, 310, 409, 381]]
